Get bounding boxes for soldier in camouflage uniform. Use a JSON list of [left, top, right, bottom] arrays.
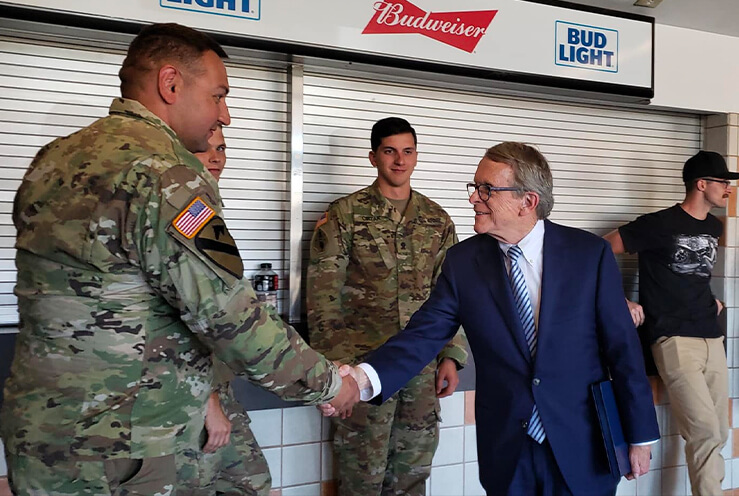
[[0, 23, 357, 495], [307, 117, 468, 496], [192, 126, 271, 495]]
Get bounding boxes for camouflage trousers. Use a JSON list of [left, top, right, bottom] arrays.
[[6, 452, 176, 496], [332, 372, 440, 496], [177, 384, 271, 495]]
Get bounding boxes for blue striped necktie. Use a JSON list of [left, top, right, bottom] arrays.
[[507, 245, 546, 443]]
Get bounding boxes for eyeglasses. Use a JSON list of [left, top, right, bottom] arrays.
[[700, 178, 731, 187], [467, 182, 522, 201]]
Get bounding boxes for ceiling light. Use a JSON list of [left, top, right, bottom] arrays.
[[633, 0, 663, 7]]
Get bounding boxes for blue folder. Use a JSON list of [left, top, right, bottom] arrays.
[[591, 380, 631, 477]]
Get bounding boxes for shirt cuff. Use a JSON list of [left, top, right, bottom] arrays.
[[630, 439, 659, 446], [356, 363, 381, 401]]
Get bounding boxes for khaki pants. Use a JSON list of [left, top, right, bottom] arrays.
[[652, 336, 729, 496]]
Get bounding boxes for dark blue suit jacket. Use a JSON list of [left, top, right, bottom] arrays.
[[366, 220, 659, 495]]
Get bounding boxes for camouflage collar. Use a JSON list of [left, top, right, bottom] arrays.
[[368, 180, 420, 223], [108, 98, 181, 143], [108, 98, 222, 202]]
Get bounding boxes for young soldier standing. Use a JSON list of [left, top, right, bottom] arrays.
[[307, 117, 468, 495]]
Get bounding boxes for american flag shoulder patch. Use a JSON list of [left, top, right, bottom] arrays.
[[315, 211, 328, 229], [173, 196, 216, 239]]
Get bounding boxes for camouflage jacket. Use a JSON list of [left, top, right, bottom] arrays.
[[307, 181, 468, 372], [1, 98, 340, 461]]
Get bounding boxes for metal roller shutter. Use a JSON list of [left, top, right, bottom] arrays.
[[0, 36, 290, 325], [301, 72, 702, 300]]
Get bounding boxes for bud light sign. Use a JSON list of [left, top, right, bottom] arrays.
[[555, 21, 618, 73], [160, 0, 260, 21]]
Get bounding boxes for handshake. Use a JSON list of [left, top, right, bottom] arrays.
[[318, 363, 371, 418]]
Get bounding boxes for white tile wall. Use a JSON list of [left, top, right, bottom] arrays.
[[430, 464, 465, 496], [321, 441, 333, 481], [282, 406, 322, 445], [650, 438, 663, 470], [281, 482, 321, 496], [464, 426, 478, 463], [722, 429, 733, 460], [724, 459, 733, 490], [663, 435, 686, 468], [262, 447, 281, 488], [249, 408, 282, 447], [463, 463, 486, 496], [637, 468, 662, 496], [616, 476, 636, 496], [282, 443, 321, 486], [439, 393, 465, 428], [732, 459, 739, 490], [432, 427, 465, 467], [662, 466, 688, 496]]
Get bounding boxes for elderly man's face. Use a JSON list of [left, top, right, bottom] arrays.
[[195, 127, 227, 181], [469, 158, 528, 242]]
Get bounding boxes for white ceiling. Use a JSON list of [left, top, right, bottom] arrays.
[[564, 0, 739, 38]]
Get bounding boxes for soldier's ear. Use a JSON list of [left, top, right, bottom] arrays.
[[158, 65, 180, 105], [369, 150, 377, 168]]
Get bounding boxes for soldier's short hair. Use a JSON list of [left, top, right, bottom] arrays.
[[485, 142, 554, 219], [370, 117, 417, 152], [119, 23, 228, 97]]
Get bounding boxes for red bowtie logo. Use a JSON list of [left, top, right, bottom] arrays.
[[362, 0, 498, 53]]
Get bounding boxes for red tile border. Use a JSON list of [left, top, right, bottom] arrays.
[[729, 186, 737, 218], [321, 480, 338, 496], [465, 390, 476, 425]]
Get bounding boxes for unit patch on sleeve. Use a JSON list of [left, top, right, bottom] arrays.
[[194, 216, 244, 279], [173, 196, 216, 239]]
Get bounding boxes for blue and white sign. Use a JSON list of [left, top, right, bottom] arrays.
[[1, 0, 653, 94], [555, 21, 618, 73], [160, 0, 260, 21]]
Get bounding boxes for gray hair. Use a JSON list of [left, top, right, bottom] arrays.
[[484, 142, 554, 219]]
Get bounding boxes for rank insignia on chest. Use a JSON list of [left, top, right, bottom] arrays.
[[173, 196, 216, 239]]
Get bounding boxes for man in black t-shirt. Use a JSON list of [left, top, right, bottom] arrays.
[[605, 151, 739, 496]]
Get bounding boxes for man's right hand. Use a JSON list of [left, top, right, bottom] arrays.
[[626, 299, 645, 327], [325, 365, 360, 418], [203, 392, 231, 453]]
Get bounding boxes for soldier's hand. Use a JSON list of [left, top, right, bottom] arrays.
[[626, 299, 645, 327], [436, 358, 460, 398], [203, 392, 231, 453], [318, 363, 357, 417], [329, 369, 360, 419]]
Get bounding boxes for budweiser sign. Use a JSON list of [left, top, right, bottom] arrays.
[[362, 0, 498, 53]]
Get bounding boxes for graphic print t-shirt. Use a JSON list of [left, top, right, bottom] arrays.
[[619, 204, 722, 342]]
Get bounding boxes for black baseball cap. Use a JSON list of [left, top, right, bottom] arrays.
[[682, 151, 739, 183]]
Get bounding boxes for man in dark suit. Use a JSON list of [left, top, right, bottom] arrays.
[[322, 142, 660, 496]]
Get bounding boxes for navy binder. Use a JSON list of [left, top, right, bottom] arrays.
[[591, 380, 631, 478]]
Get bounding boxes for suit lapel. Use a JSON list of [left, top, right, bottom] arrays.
[[537, 220, 566, 358], [475, 235, 532, 364]]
